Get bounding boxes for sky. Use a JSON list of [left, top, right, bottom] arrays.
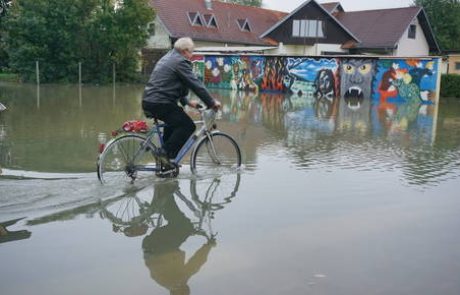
[[263, 0, 415, 12]]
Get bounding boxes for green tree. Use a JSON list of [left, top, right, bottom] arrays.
[[414, 0, 460, 51], [224, 0, 263, 8], [3, 0, 153, 83], [0, 0, 12, 70]]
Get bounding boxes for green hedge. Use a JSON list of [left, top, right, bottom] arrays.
[[441, 74, 460, 98], [0, 72, 19, 82]]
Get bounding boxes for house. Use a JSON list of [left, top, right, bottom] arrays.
[[146, 0, 285, 49], [443, 51, 460, 74], [333, 6, 440, 56], [144, 0, 440, 57]]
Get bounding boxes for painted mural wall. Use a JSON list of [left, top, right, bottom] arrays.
[[191, 55, 441, 105]]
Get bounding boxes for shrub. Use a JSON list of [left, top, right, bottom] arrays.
[[441, 74, 460, 98]]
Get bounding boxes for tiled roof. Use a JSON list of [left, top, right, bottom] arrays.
[[150, 0, 439, 53], [150, 0, 287, 45], [335, 6, 422, 49], [320, 2, 342, 13]]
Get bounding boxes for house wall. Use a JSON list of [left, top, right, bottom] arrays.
[[194, 40, 251, 47], [192, 54, 441, 104], [446, 55, 460, 75], [146, 17, 172, 49], [396, 17, 430, 56], [268, 43, 346, 55]]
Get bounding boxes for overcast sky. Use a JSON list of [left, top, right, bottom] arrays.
[[263, 0, 415, 12]]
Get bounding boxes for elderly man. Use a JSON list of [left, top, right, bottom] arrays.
[[142, 37, 220, 168]]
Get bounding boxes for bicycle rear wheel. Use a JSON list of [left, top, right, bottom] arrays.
[[191, 132, 241, 175], [97, 134, 158, 185]]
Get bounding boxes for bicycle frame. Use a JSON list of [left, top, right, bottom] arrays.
[[130, 110, 218, 172]]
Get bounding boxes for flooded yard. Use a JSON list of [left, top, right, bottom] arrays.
[[1, 82, 460, 295]]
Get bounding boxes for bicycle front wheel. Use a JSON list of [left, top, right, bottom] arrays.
[[97, 134, 158, 185], [191, 132, 241, 175]]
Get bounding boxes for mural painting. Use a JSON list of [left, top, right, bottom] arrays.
[[202, 56, 264, 92], [373, 59, 437, 104], [260, 56, 285, 92], [340, 59, 376, 111], [191, 55, 205, 82], [284, 58, 339, 99], [195, 54, 441, 106]]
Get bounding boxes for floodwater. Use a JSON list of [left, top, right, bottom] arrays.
[[1, 82, 460, 295]]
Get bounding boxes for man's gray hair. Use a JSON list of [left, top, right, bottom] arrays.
[[174, 37, 195, 52]]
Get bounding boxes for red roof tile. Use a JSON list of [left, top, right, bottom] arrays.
[[150, 0, 287, 45]]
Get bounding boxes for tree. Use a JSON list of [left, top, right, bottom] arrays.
[[413, 0, 460, 51], [2, 0, 154, 83], [0, 0, 12, 70], [224, 0, 263, 8], [0, 0, 12, 16]]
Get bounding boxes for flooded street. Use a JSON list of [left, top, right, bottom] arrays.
[[1, 82, 460, 295]]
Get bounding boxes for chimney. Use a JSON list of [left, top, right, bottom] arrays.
[[204, 0, 212, 10]]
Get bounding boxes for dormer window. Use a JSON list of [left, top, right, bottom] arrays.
[[203, 13, 218, 28], [237, 18, 251, 32], [188, 12, 204, 26]]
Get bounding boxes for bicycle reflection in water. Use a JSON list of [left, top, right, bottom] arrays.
[[99, 174, 241, 295]]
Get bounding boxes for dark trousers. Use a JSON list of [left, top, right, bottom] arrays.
[[142, 101, 196, 158]]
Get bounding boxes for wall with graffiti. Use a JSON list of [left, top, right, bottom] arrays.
[[191, 55, 441, 104]]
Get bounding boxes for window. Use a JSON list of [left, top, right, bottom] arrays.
[[455, 62, 460, 71], [408, 24, 416, 39], [148, 22, 155, 36], [188, 12, 204, 26], [292, 20, 325, 38], [237, 18, 251, 32], [203, 13, 218, 28]]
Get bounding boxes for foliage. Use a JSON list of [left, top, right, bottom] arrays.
[[0, 72, 19, 82], [2, 0, 154, 83], [0, 0, 12, 70], [0, 0, 12, 16], [413, 0, 460, 51], [223, 0, 263, 7], [440, 74, 460, 98]]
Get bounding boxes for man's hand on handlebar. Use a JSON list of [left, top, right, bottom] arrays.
[[212, 100, 221, 111], [188, 100, 202, 109], [188, 99, 221, 110]]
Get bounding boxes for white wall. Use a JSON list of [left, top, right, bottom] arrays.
[[317, 43, 347, 55], [267, 43, 345, 56], [146, 17, 171, 49], [396, 17, 430, 56]]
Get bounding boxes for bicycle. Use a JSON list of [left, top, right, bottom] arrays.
[[97, 107, 242, 184]]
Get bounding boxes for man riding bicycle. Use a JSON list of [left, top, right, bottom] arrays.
[[142, 37, 221, 168]]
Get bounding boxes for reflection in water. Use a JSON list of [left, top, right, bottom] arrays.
[[0, 218, 31, 244], [1, 82, 459, 187], [20, 174, 240, 293], [142, 181, 214, 295]]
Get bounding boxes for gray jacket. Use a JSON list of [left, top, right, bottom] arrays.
[[142, 49, 215, 108]]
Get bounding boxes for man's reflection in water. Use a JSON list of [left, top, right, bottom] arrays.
[[142, 181, 215, 295]]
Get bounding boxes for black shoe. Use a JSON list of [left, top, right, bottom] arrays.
[[156, 162, 179, 178], [154, 148, 173, 168]]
